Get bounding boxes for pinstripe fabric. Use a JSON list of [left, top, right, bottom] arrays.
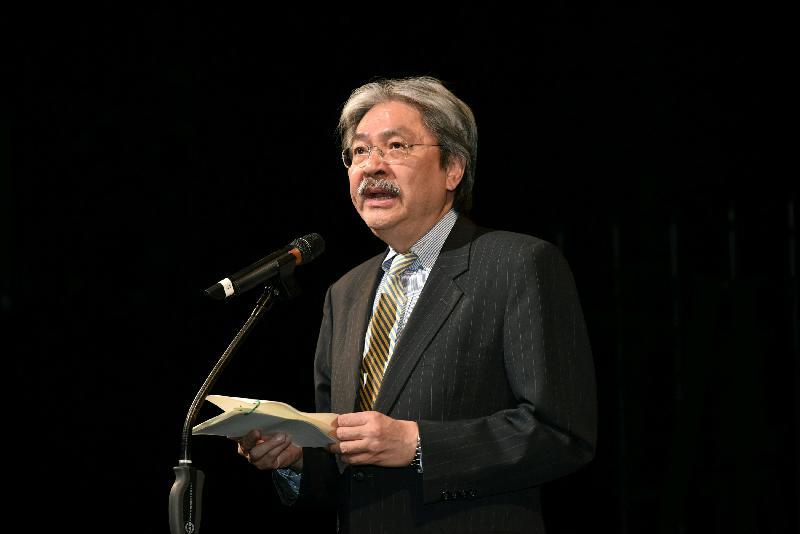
[[356, 252, 417, 411], [292, 216, 597, 533], [362, 209, 457, 359]]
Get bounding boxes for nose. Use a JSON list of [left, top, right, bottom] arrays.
[[359, 147, 387, 171]]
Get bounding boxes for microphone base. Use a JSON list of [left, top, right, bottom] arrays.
[[169, 465, 205, 534]]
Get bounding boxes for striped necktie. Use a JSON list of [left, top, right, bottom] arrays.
[[356, 252, 418, 411]]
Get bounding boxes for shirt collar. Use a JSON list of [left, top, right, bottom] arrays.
[[382, 209, 458, 272]]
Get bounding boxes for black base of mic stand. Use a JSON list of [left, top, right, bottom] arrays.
[[169, 464, 205, 534], [169, 262, 300, 534]]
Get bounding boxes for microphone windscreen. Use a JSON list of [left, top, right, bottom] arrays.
[[291, 233, 325, 264]]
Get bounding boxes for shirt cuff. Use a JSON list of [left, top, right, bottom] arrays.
[[273, 468, 301, 504]]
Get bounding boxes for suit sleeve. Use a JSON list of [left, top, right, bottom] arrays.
[[418, 240, 597, 503]]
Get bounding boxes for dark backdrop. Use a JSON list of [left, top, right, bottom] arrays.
[[7, 5, 796, 534]]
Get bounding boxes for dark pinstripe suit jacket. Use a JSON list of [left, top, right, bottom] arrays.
[[292, 216, 597, 533]]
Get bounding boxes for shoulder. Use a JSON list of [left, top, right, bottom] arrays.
[[327, 251, 384, 297], [463, 223, 576, 285], [471, 227, 564, 264], [447, 215, 558, 257]]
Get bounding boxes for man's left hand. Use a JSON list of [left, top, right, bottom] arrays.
[[328, 411, 418, 468]]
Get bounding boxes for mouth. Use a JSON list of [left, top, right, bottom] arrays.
[[357, 178, 401, 207], [363, 187, 399, 201]]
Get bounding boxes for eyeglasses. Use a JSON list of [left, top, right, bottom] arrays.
[[341, 141, 441, 169]]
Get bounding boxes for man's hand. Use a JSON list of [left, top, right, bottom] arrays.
[[235, 429, 303, 471], [328, 412, 418, 467]]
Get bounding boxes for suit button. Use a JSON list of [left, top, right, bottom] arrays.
[[441, 490, 449, 501], [352, 470, 365, 482]]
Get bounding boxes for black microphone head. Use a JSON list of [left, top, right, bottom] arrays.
[[290, 233, 325, 264]]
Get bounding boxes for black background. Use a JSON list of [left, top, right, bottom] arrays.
[[7, 5, 796, 533]]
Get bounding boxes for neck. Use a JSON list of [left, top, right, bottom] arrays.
[[375, 205, 453, 253]]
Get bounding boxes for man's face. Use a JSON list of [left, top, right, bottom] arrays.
[[347, 101, 462, 248]]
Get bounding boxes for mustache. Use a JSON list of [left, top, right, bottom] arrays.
[[357, 178, 401, 198]]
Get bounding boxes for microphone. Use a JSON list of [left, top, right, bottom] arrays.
[[204, 233, 324, 300]]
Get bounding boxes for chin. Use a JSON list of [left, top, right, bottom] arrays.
[[359, 209, 399, 231]]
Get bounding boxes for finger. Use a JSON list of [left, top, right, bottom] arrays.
[[335, 425, 366, 441], [240, 439, 265, 458], [249, 438, 290, 463], [256, 432, 286, 450], [272, 444, 302, 470], [273, 449, 287, 470], [335, 438, 370, 456], [252, 442, 292, 470], [337, 412, 372, 427], [240, 429, 263, 449]]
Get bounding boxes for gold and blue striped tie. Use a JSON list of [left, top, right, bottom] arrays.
[[357, 252, 418, 411]]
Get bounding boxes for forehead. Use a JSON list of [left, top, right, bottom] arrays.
[[354, 100, 428, 141]]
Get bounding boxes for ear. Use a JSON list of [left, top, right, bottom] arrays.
[[445, 156, 465, 192]]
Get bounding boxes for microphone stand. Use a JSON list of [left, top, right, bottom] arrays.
[[169, 260, 300, 534]]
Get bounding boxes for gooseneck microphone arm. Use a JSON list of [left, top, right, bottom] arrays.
[[169, 281, 282, 534], [169, 233, 325, 534], [180, 284, 281, 462]]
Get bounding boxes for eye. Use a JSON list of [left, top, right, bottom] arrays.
[[387, 141, 407, 150], [352, 145, 369, 156]]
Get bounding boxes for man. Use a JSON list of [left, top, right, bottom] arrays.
[[237, 76, 597, 533]]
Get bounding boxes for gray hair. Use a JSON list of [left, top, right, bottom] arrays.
[[337, 76, 478, 213]]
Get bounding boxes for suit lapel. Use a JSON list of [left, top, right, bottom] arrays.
[[373, 216, 477, 414], [332, 255, 384, 415]]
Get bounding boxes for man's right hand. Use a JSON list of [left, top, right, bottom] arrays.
[[236, 429, 303, 471]]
